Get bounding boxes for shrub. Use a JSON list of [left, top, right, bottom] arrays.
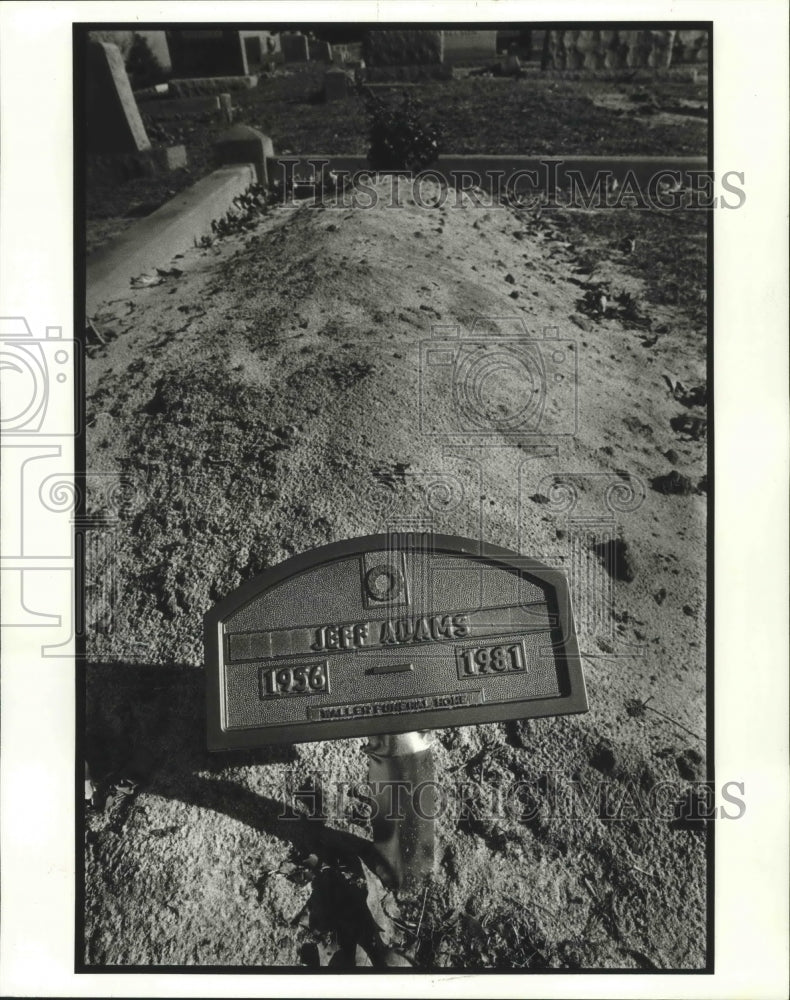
[[362, 87, 442, 173], [126, 34, 169, 89]]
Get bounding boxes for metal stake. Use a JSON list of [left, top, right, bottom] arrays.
[[364, 731, 436, 892]]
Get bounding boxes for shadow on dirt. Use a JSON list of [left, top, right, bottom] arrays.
[[84, 661, 383, 874]]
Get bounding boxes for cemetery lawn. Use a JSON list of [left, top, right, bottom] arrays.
[[84, 177, 708, 969], [85, 63, 707, 252]]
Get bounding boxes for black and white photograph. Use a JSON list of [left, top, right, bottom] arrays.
[[78, 17, 715, 970], [0, 2, 787, 996]]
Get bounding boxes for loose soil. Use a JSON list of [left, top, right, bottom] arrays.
[[84, 175, 708, 969]]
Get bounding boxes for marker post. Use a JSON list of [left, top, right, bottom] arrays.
[[364, 731, 437, 890]]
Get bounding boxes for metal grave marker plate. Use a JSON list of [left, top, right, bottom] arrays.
[[205, 534, 587, 749]]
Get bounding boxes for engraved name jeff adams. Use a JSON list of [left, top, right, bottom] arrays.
[[311, 612, 471, 650]]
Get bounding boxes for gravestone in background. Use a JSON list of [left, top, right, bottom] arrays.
[[281, 32, 310, 62], [166, 29, 248, 77], [86, 41, 151, 154], [363, 29, 444, 66], [243, 35, 263, 68], [309, 38, 333, 62], [442, 30, 497, 65], [323, 67, 352, 101], [542, 29, 677, 71]]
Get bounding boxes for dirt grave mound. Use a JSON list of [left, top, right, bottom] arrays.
[[84, 177, 707, 968]]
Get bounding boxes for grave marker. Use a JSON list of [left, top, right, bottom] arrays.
[[213, 125, 273, 185], [166, 29, 248, 77], [442, 30, 498, 65], [243, 35, 263, 68], [281, 32, 310, 62], [309, 38, 333, 62], [324, 67, 352, 102], [86, 41, 151, 154], [205, 534, 586, 887], [205, 534, 586, 748]]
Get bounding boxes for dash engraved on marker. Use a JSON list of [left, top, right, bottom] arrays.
[[366, 662, 414, 676]]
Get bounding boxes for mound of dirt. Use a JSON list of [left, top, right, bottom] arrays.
[[84, 177, 708, 969]]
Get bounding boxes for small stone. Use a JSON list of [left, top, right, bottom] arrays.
[[651, 470, 695, 495], [504, 273, 515, 284], [664, 448, 680, 465], [593, 538, 636, 582], [509, 290, 519, 299], [591, 737, 617, 775], [570, 314, 593, 332]]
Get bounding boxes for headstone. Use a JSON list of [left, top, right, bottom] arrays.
[[502, 52, 523, 77], [363, 29, 444, 67], [243, 35, 263, 67], [213, 125, 274, 185], [166, 29, 248, 77], [280, 32, 309, 62], [323, 67, 352, 102], [542, 29, 677, 72], [309, 38, 333, 62], [442, 30, 497, 65], [86, 41, 151, 154], [204, 534, 586, 749]]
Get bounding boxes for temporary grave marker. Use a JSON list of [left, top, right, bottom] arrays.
[[205, 534, 587, 887], [205, 533, 586, 887], [205, 533, 586, 748]]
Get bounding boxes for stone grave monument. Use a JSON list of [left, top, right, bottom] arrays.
[[323, 67, 353, 102], [442, 30, 498, 65], [309, 37, 334, 62], [166, 29, 249, 77], [86, 40, 151, 154], [281, 32, 310, 62], [362, 29, 451, 81]]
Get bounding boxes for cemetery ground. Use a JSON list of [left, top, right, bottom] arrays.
[[84, 167, 709, 966], [85, 62, 707, 253]]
